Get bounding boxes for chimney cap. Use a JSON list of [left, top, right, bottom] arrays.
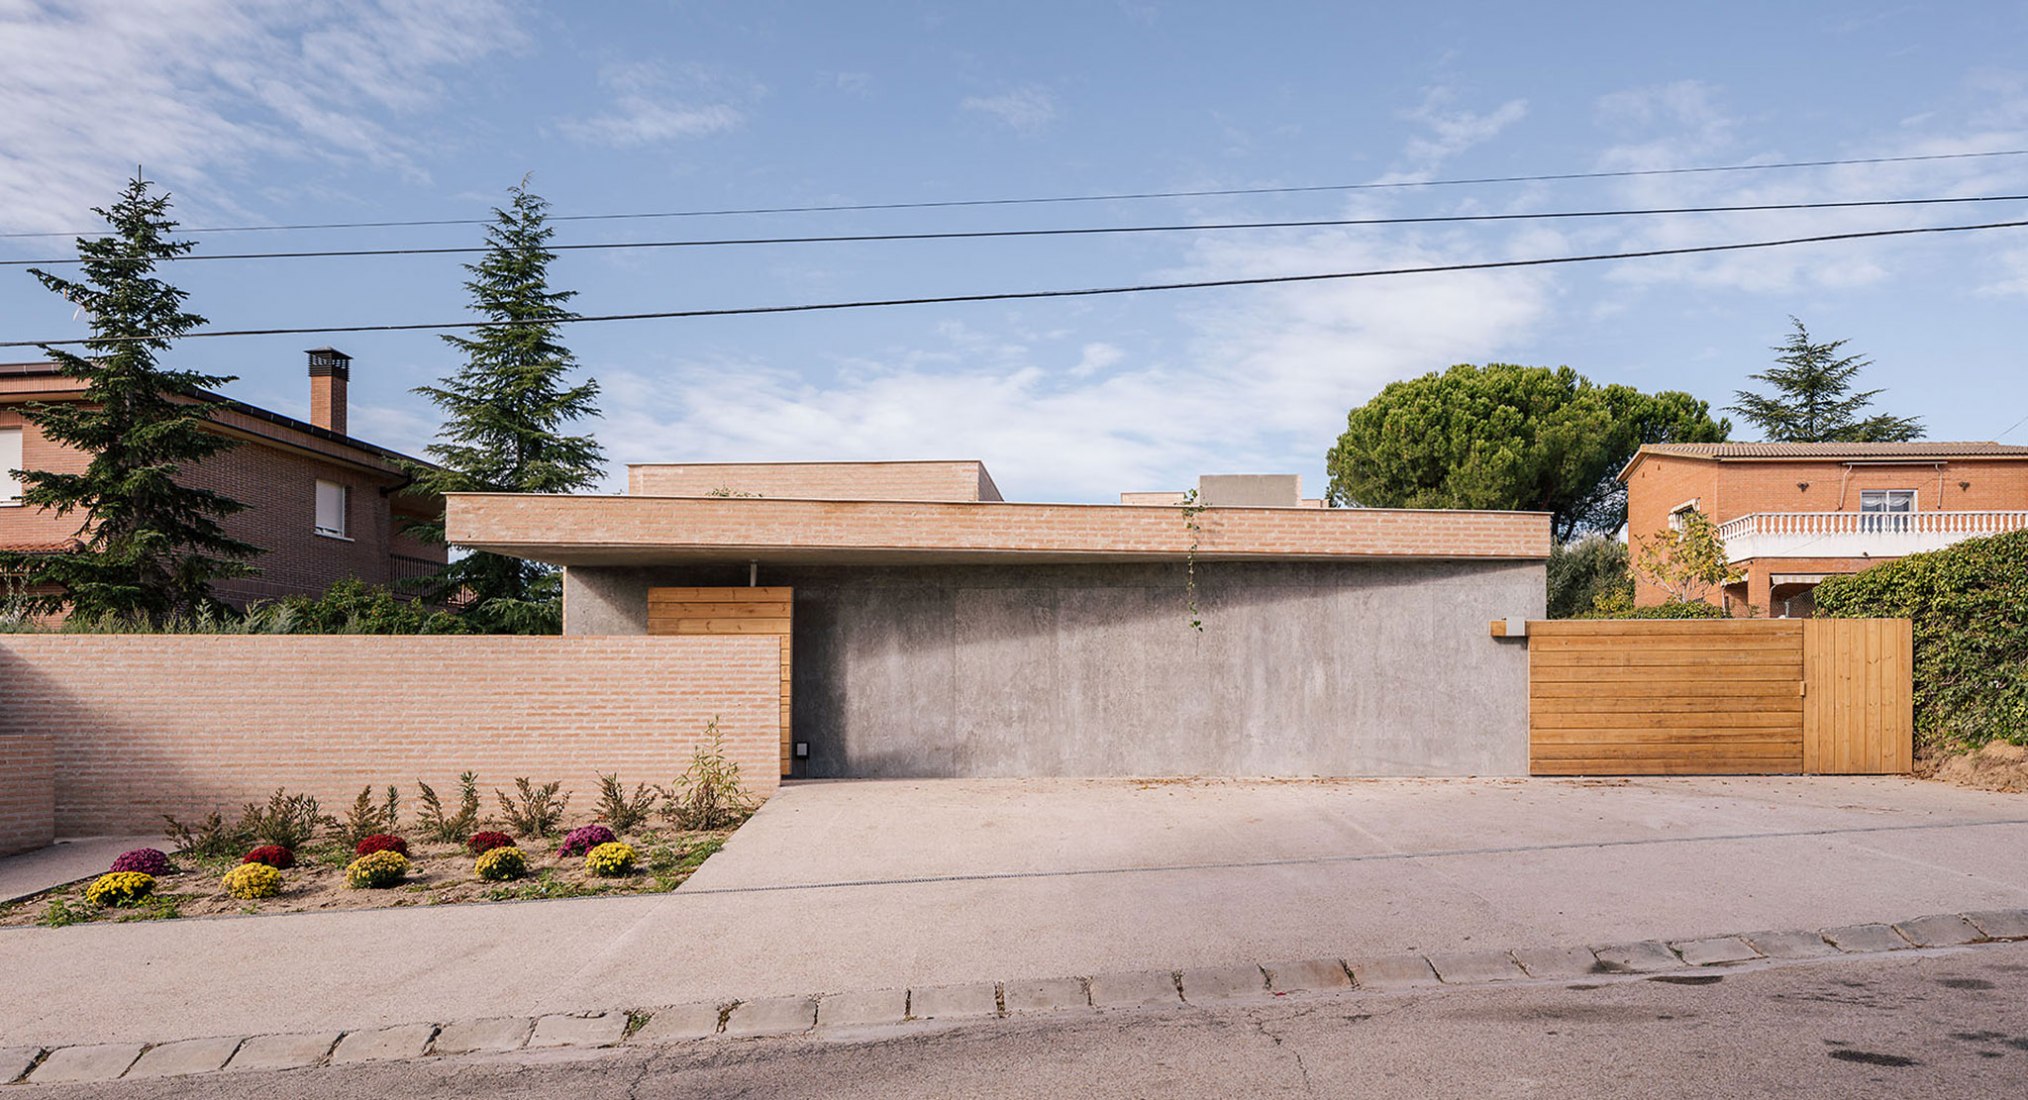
[[306, 347, 351, 377]]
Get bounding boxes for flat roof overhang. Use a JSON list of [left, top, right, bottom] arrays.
[[445, 493, 1552, 567]]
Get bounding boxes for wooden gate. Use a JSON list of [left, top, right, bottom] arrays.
[[1526, 618, 1910, 776], [648, 587, 793, 777]]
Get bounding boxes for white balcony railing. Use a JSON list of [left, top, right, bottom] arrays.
[[1715, 510, 2028, 562]]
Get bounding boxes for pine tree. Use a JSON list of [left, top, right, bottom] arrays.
[[406, 179, 604, 631], [1727, 318, 1923, 443], [2, 176, 256, 621]]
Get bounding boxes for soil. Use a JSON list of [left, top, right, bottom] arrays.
[[0, 824, 734, 928], [1926, 740, 2028, 794]]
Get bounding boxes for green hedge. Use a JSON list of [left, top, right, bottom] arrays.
[[1815, 528, 2028, 752]]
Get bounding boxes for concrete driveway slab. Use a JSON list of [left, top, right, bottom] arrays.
[[1965, 909, 2028, 939], [1741, 930, 1838, 959], [1351, 954, 1440, 989], [1824, 923, 1914, 953], [1427, 950, 1526, 984], [631, 1004, 722, 1044], [5, 777, 2027, 1049], [908, 982, 998, 1020], [815, 989, 908, 1030], [430, 1017, 532, 1055], [1670, 936, 1761, 966]]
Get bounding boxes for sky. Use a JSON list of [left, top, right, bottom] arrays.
[[5, 0, 2028, 503]]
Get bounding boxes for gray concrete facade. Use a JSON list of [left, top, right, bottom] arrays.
[[564, 558, 1541, 778]]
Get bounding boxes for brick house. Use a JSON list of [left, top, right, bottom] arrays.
[[1, 348, 446, 610], [1620, 441, 2028, 616], [445, 461, 1550, 780]]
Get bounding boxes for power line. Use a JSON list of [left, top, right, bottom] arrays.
[[9, 192, 2028, 268], [3, 216, 2023, 350], [5, 148, 2027, 241]]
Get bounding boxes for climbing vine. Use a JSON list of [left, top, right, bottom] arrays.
[[1180, 489, 1206, 632]]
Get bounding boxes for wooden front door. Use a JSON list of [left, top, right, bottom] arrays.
[[647, 587, 793, 776]]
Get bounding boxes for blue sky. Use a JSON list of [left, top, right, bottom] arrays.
[[5, 1, 2028, 503]]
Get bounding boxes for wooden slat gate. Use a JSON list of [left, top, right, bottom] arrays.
[[647, 587, 793, 777], [1527, 618, 1911, 776]]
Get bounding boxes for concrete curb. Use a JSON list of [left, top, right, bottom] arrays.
[[5, 906, 2024, 1087]]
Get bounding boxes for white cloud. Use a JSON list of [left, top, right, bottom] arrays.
[[0, 0, 528, 234], [591, 221, 1553, 502], [1396, 86, 1529, 171], [961, 86, 1058, 133], [561, 62, 750, 148], [1581, 78, 2028, 294]]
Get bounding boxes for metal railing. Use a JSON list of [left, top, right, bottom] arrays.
[[389, 553, 446, 591]]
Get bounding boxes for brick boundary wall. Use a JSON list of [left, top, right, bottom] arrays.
[[0, 725, 54, 857], [0, 635, 780, 837]]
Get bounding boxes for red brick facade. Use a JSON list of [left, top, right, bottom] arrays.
[[1, 361, 445, 609], [1622, 444, 2028, 613], [449, 493, 1551, 564], [0, 634, 782, 836]]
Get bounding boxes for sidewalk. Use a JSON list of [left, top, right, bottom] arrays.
[[0, 777, 2024, 1048], [0, 837, 158, 905]]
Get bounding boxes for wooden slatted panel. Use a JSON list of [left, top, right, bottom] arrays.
[[1802, 619, 1913, 775], [648, 587, 793, 776], [1528, 620, 1805, 776]]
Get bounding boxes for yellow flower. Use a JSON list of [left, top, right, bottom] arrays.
[[222, 862, 283, 900], [85, 872, 155, 907], [345, 850, 410, 889], [584, 841, 636, 877], [475, 846, 528, 882]]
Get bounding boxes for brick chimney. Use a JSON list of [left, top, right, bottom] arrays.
[[306, 347, 351, 435]]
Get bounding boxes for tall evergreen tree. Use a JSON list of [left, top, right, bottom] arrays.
[[1, 176, 256, 621], [406, 180, 604, 631], [1727, 318, 1923, 442]]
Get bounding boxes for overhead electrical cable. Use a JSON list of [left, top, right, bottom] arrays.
[[4, 216, 2024, 349], [3, 148, 2026, 240], [7, 192, 2028, 267]]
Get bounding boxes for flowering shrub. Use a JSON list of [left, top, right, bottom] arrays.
[[584, 841, 636, 877], [559, 824, 617, 858], [243, 845, 296, 870], [110, 848, 171, 876], [466, 831, 516, 855], [85, 871, 155, 907], [222, 862, 282, 899], [345, 850, 410, 889], [475, 846, 528, 881], [355, 833, 409, 858]]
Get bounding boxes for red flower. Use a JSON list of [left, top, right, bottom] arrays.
[[466, 831, 516, 854], [355, 834, 409, 858], [243, 845, 295, 870]]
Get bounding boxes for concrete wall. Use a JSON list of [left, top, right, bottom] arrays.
[[566, 559, 1543, 779], [0, 635, 781, 836], [0, 724, 54, 856]]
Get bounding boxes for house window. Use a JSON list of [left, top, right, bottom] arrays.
[[1667, 499, 1701, 532], [1860, 489, 1914, 533], [0, 428, 20, 505], [314, 479, 350, 538]]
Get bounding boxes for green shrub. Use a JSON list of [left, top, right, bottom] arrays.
[[584, 841, 636, 877], [239, 789, 323, 850], [85, 872, 155, 907], [162, 810, 253, 859], [1548, 536, 1632, 619], [222, 862, 283, 900], [663, 722, 760, 830], [345, 850, 410, 889], [330, 786, 401, 848], [1584, 598, 1730, 620], [1816, 528, 2028, 753], [495, 778, 569, 838], [417, 772, 481, 844], [475, 846, 528, 882], [594, 774, 659, 834]]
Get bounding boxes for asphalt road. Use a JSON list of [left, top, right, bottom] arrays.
[[55, 942, 2028, 1099]]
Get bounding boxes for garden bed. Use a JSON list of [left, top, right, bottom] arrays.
[[0, 825, 734, 928]]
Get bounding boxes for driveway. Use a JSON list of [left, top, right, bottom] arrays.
[[1, 776, 2024, 1047]]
